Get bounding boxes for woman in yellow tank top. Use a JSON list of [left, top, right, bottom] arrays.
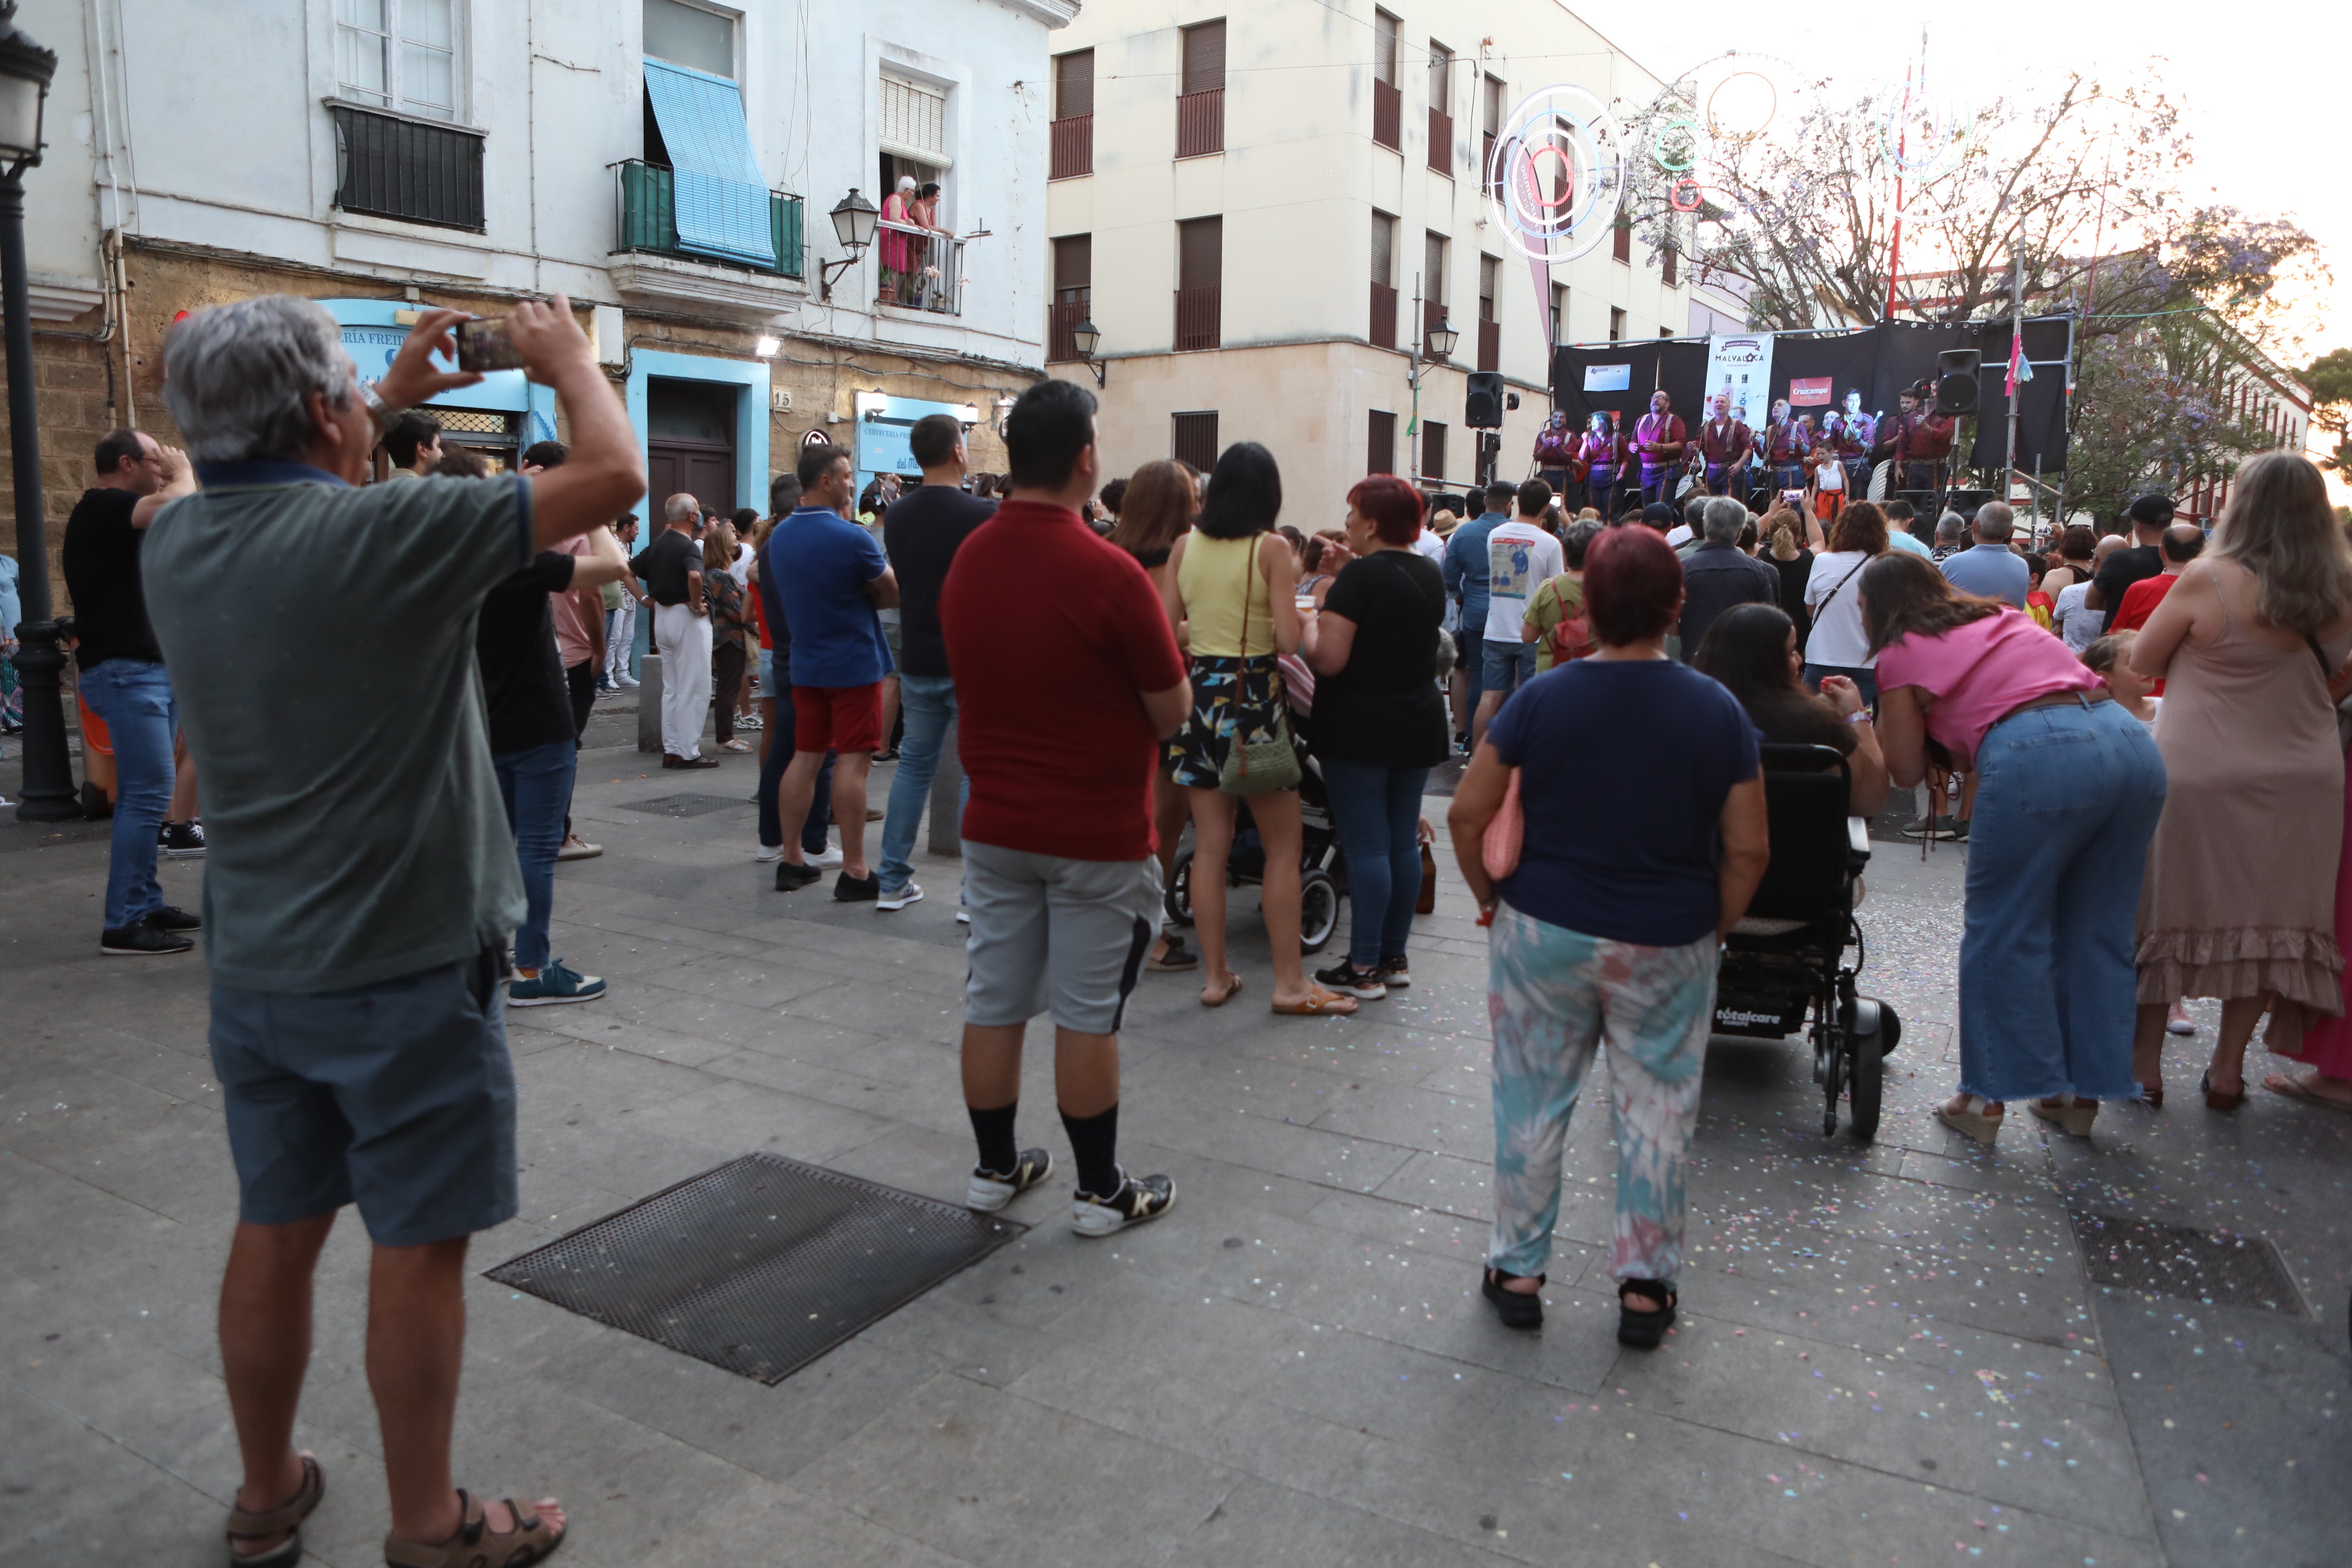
[[1162, 444, 1359, 1016]]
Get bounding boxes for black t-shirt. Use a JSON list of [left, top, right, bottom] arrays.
[[2092, 544, 2163, 636], [632, 527, 701, 605], [475, 552, 577, 754], [61, 487, 162, 669], [883, 485, 994, 679], [1771, 548, 1815, 643], [1314, 550, 1451, 768]]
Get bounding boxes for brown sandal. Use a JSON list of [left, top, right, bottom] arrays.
[[226, 1453, 324, 1566], [385, 1490, 566, 1568], [1270, 984, 1359, 1017]]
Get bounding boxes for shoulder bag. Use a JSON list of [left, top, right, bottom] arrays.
[[1218, 538, 1303, 796]]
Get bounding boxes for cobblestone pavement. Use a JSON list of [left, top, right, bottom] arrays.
[[4, 738, 2347, 1566]]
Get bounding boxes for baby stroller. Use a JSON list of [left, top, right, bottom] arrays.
[[1161, 661, 1344, 953], [1711, 744, 1901, 1140]]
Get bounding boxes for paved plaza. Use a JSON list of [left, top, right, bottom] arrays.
[[4, 720, 2349, 1567]]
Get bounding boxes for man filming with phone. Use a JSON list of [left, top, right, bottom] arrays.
[[142, 292, 643, 1568]]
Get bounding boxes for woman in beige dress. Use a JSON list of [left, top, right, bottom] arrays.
[[2129, 454, 2352, 1108]]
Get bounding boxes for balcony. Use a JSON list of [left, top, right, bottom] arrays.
[[1175, 286, 1221, 351], [1477, 318, 1500, 373], [1047, 299, 1088, 363], [607, 160, 803, 317], [1051, 114, 1093, 179], [877, 221, 965, 316], [1369, 282, 1398, 350], [1177, 89, 1225, 158], [1373, 80, 1401, 150], [1427, 107, 1453, 174], [329, 102, 484, 231]]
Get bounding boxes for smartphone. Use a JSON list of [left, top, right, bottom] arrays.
[[1781, 488, 1805, 504], [457, 317, 526, 373]]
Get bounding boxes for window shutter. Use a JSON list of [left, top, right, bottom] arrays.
[[1055, 50, 1094, 120], [1367, 409, 1396, 475], [1370, 213, 1393, 288], [1181, 21, 1227, 95], [1424, 232, 1445, 299], [1054, 233, 1093, 295], [1180, 215, 1223, 291], [1374, 12, 1399, 87], [880, 75, 950, 168]]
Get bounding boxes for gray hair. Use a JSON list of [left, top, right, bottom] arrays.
[[1935, 511, 1966, 541], [1701, 495, 1746, 545], [160, 295, 355, 464], [663, 492, 700, 525], [1974, 502, 2015, 543]]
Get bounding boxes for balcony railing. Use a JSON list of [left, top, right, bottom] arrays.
[[1174, 286, 1221, 350], [1177, 88, 1225, 158], [877, 220, 965, 315], [1427, 106, 1454, 173], [1369, 282, 1398, 350], [330, 102, 484, 231], [1050, 114, 1093, 179], [612, 160, 802, 277], [1373, 80, 1402, 150], [1047, 299, 1088, 362], [1477, 317, 1500, 373]]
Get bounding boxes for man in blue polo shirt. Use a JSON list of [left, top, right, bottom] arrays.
[[1939, 501, 2031, 608], [1444, 480, 1515, 751], [769, 442, 898, 900]]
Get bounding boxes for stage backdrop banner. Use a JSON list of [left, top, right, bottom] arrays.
[[1703, 333, 1776, 428], [1583, 362, 1632, 392]]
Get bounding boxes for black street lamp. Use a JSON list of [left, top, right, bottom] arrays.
[[1072, 318, 1104, 388], [0, 1, 75, 821], [818, 188, 878, 302]]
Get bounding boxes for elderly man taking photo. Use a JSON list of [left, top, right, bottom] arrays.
[[144, 292, 643, 1568]]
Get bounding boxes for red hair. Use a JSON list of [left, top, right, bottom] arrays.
[[1346, 473, 1427, 546], [1583, 525, 1684, 645]]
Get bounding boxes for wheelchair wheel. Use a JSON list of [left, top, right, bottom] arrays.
[[1298, 868, 1339, 954], [1165, 849, 1194, 928], [1843, 997, 1894, 1142]]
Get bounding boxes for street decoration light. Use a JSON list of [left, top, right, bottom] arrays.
[[1072, 318, 1104, 387], [0, 0, 78, 820], [819, 188, 879, 301]]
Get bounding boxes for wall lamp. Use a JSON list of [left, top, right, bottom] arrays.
[[819, 188, 879, 302], [1072, 318, 1105, 387]]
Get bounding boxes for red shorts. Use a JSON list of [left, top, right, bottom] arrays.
[[792, 682, 883, 754]]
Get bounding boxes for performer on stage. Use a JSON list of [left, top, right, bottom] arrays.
[[1531, 410, 1576, 496], [1834, 390, 1876, 496], [1633, 389, 1688, 506], [1577, 411, 1625, 517], [1762, 398, 1808, 498], [1697, 394, 1754, 498], [1874, 382, 1957, 495]]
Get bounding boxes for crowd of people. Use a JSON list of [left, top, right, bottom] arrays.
[[18, 281, 2352, 1567]]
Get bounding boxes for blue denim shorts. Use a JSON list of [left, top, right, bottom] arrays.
[[208, 949, 520, 1247], [1482, 636, 1537, 695]]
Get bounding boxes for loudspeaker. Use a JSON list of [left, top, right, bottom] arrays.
[[1465, 371, 1505, 429], [1934, 349, 1981, 416], [1943, 488, 1994, 515]]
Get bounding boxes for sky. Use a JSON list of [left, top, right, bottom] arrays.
[[1595, 3, 2342, 367]]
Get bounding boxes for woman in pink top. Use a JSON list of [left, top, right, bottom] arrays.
[[1865, 553, 2166, 1145]]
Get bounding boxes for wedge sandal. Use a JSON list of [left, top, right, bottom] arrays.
[[384, 1490, 566, 1568], [1616, 1279, 1678, 1350], [225, 1453, 324, 1567]]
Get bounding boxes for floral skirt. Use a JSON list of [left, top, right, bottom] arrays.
[[1169, 654, 1287, 790]]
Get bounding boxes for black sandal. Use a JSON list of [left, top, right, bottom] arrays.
[[1482, 1267, 1545, 1329], [1616, 1279, 1678, 1349]]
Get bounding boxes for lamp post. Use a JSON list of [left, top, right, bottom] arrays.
[[818, 188, 878, 302], [0, 2, 74, 821], [1072, 318, 1104, 388], [1406, 273, 1457, 488]]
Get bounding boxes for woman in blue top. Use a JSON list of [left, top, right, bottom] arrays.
[[1447, 526, 1770, 1347]]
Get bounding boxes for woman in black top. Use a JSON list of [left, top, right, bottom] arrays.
[[1302, 474, 1451, 996], [1691, 602, 1890, 816], [1762, 507, 1816, 649]]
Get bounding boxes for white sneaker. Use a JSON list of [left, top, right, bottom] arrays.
[[755, 842, 787, 863], [616, 675, 640, 688], [877, 881, 924, 912], [965, 1148, 1053, 1212], [810, 845, 845, 869], [955, 907, 971, 925], [1072, 1169, 1175, 1237]]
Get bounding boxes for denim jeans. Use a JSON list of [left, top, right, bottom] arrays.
[[494, 740, 576, 971], [1322, 758, 1429, 969], [1958, 699, 2166, 1102], [879, 673, 965, 893], [78, 658, 175, 928], [757, 662, 832, 852]]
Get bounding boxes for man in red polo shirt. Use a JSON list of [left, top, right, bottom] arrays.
[[2112, 523, 2206, 697], [939, 379, 1193, 1237]]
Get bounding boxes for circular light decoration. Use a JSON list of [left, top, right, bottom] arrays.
[[1702, 71, 1779, 142], [1668, 178, 1705, 213], [1651, 115, 1698, 173], [1876, 73, 1967, 177], [1485, 84, 1628, 264]]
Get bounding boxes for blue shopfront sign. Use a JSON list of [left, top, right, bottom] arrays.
[[854, 394, 978, 488], [320, 299, 558, 443]]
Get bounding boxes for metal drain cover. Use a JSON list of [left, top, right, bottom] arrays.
[[619, 793, 748, 817], [2069, 1211, 2306, 1316], [486, 1154, 1026, 1383]]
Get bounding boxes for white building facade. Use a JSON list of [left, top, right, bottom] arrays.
[[6, 0, 1073, 577], [1040, 0, 1689, 506]]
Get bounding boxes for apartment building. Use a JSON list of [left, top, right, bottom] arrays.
[[1041, 0, 1688, 502], [5, 0, 1073, 582]]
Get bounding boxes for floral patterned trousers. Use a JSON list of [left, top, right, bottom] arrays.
[[1486, 904, 1716, 1287]]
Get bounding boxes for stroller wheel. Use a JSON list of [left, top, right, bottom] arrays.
[[1298, 868, 1340, 954], [1165, 849, 1195, 928]]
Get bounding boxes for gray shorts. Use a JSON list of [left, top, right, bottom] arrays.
[[963, 841, 1159, 1036], [209, 948, 520, 1247]]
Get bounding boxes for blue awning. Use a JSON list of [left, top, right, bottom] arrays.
[[643, 59, 777, 268]]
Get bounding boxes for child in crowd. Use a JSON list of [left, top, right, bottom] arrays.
[[2083, 631, 2159, 738]]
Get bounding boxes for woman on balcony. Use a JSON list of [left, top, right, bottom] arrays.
[[911, 182, 945, 310], [879, 175, 917, 303]]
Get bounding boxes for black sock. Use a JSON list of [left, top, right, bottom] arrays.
[[1059, 1102, 1121, 1197], [968, 1102, 1018, 1175]]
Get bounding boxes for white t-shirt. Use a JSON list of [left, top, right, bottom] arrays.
[[1664, 524, 1694, 548], [1815, 460, 1846, 493], [2054, 582, 2098, 653], [1802, 549, 1877, 668], [2139, 694, 2162, 740], [1483, 521, 1565, 642]]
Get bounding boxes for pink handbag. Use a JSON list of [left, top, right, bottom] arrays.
[[1481, 767, 1524, 880]]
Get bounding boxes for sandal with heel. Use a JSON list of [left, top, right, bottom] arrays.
[[1616, 1279, 1678, 1349], [2200, 1071, 2247, 1112], [1481, 1267, 1545, 1329]]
